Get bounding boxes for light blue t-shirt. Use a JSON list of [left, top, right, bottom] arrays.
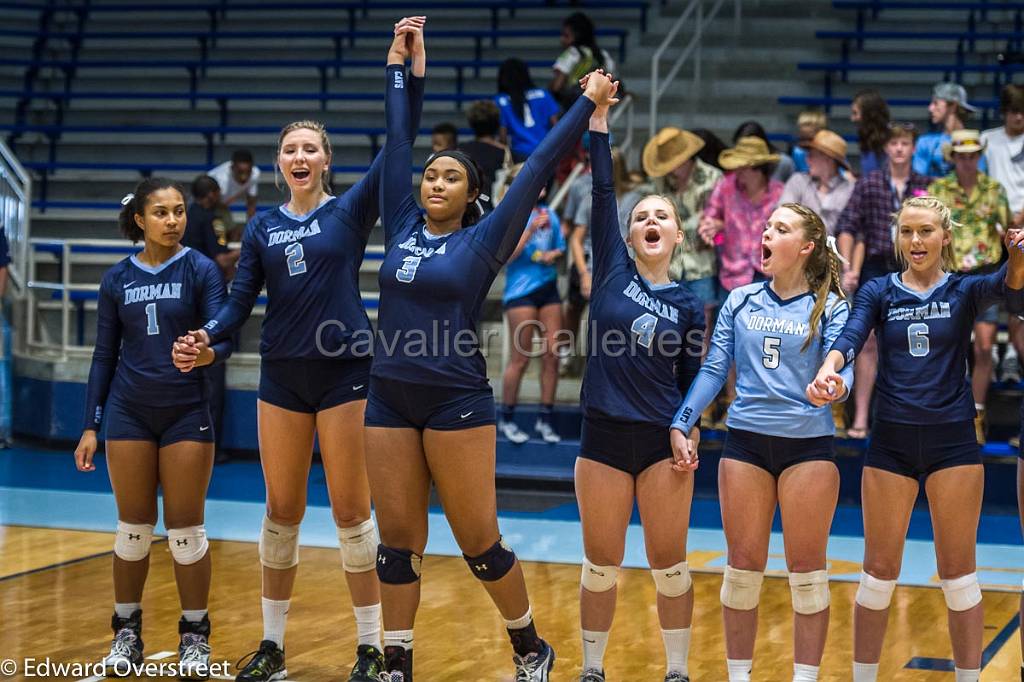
[[673, 282, 853, 438], [503, 206, 565, 303], [913, 131, 988, 178]]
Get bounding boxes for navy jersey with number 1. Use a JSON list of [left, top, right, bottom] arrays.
[[83, 247, 231, 430], [580, 131, 705, 425], [372, 64, 595, 389]]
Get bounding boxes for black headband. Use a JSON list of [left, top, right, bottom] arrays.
[[425, 150, 482, 195]]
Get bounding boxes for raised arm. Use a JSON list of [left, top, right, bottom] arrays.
[[588, 127, 629, 284], [471, 73, 613, 269], [820, 278, 883, 377], [82, 276, 122, 432], [201, 218, 265, 344], [671, 291, 738, 433]]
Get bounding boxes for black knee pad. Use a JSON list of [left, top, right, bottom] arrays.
[[376, 545, 422, 584], [463, 537, 516, 582]]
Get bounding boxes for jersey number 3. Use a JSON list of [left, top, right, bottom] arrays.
[[907, 322, 929, 357], [397, 256, 422, 284], [285, 242, 307, 277]]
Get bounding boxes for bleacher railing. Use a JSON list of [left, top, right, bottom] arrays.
[[0, 139, 30, 296], [649, 0, 742, 137]]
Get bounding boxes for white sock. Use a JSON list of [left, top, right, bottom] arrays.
[[504, 607, 533, 631], [383, 629, 414, 652], [853, 662, 879, 682], [662, 628, 690, 675], [182, 609, 207, 623], [975, 402, 985, 411], [261, 597, 290, 648], [581, 629, 609, 672], [793, 663, 819, 681], [353, 604, 382, 650], [114, 603, 140, 619], [727, 658, 752, 681], [954, 668, 980, 682]]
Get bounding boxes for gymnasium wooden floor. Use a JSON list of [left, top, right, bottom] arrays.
[[0, 526, 1021, 681]]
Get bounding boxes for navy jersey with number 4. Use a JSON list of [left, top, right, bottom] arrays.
[[202, 75, 425, 360], [581, 131, 705, 425], [830, 268, 1006, 424], [373, 65, 595, 388], [83, 247, 231, 430]]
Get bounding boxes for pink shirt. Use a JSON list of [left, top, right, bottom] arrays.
[[704, 173, 784, 291]]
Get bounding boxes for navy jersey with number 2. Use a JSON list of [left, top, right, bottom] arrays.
[[373, 64, 595, 389]]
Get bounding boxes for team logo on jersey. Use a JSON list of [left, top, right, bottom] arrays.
[[124, 282, 182, 305], [622, 280, 678, 323], [398, 236, 446, 258], [268, 219, 322, 246], [746, 315, 808, 336], [887, 301, 951, 321], [393, 70, 405, 89]]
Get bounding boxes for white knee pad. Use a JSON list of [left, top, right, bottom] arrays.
[[167, 525, 209, 566], [114, 521, 154, 562], [788, 569, 830, 615], [651, 561, 692, 598], [720, 566, 764, 611], [855, 572, 897, 611], [580, 558, 618, 593], [258, 516, 300, 570], [337, 519, 379, 573], [941, 573, 982, 612]]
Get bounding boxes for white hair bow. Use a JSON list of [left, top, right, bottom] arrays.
[[120, 193, 135, 206], [826, 235, 848, 265]]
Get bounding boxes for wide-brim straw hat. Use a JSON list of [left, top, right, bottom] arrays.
[[800, 129, 850, 170], [719, 136, 780, 170], [942, 128, 987, 161], [643, 127, 705, 178]]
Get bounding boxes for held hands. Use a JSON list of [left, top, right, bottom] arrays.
[[580, 69, 620, 112], [389, 16, 425, 63], [172, 329, 212, 373], [74, 430, 97, 472], [806, 367, 846, 407], [670, 427, 700, 472]]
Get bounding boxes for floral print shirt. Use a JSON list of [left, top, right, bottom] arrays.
[[928, 172, 1011, 272]]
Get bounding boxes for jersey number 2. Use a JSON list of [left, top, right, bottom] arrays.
[[762, 337, 781, 369], [145, 303, 159, 336], [285, 242, 307, 277], [907, 323, 929, 357], [397, 256, 422, 284]]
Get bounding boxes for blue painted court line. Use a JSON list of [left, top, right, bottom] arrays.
[[905, 613, 1019, 671]]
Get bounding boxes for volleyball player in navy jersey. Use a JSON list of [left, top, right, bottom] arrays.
[[365, 19, 614, 682], [813, 197, 1024, 682], [73, 178, 230, 679], [171, 21, 426, 682], [573, 74, 705, 682], [673, 203, 851, 682]]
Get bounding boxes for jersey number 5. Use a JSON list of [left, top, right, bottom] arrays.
[[285, 242, 307, 277], [762, 336, 781, 369], [907, 322, 929, 357], [397, 256, 422, 284]]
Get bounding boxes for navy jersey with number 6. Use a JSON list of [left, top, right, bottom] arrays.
[[830, 268, 1006, 424], [373, 65, 595, 389], [83, 247, 231, 430], [580, 131, 705, 425], [202, 75, 425, 360]]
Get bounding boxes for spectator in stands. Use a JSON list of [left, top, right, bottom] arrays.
[[914, 82, 984, 178], [430, 121, 458, 153], [499, 166, 565, 446], [851, 89, 890, 176], [550, 11, 617, 108], [791, 109, 828, 173], [184, 175, 241, 465], [497, 58, 561, 163], [982, 84, 1024, 389], [643, 127, 723, 334], [928, 130, 1011, 444], [209, 149, 259, 221], [699, 137, 784, 427], [692, 128, 727, 170], [732, 120, 795, 183], [459, 100, 510, 212], [779, 129, 856, 235], [836, 122, 931, 439]]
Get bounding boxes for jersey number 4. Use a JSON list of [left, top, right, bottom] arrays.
[[396, 255, 422, 284], [631, 313, 658, 348], [907, 322, 930, 357]]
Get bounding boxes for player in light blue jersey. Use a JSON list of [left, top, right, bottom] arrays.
[[672, 203, 851, 682], [813, 197, 1024, 682], [74, 178, 231, 679]]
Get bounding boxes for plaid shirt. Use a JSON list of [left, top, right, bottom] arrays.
[[836, 166, 932, 259]]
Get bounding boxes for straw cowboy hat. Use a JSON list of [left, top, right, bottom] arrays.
[[643, 127, 705, 178], [800, 129, 850, 170], [942, 129, 987, 161], [719, 136, 780, 170]]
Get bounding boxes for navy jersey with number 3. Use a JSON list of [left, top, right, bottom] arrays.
[[581, 131, 705, 425], [83, 247, 230, 430], [373, 65, 594, 388], [831, 268, 1006, 424]]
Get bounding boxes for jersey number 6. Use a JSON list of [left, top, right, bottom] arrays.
[[907, 322, 930, 357]]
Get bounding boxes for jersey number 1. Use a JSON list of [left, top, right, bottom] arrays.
[[145, 303, 159, 336]]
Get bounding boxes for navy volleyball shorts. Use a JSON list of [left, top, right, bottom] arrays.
[[364, 376, 496, 430]]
